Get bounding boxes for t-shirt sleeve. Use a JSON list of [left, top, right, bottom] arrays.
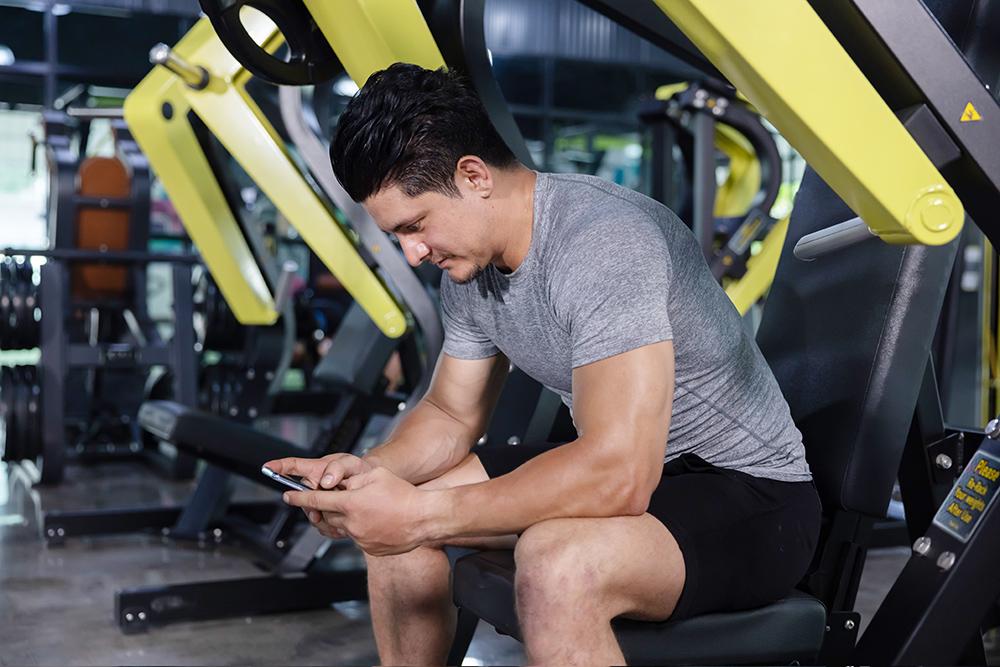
[[439, 273, 500, 360], [552, 212, 674, 368]]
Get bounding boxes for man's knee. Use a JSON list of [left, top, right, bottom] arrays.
[[513, 520, 600, 610], [365, 544, 449, 584]]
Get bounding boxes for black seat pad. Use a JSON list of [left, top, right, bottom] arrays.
[[452, 550, 826, 665], [139, 400, 307, 481]]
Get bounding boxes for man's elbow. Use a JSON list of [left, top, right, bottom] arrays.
[[601, 470, 656, 517]]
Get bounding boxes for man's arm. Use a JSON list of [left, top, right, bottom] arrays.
[[422, 340, 674, 539], [363, 352, 510, 485]]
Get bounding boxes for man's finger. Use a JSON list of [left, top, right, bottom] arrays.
[[264, 457, 324, 479], [283, 489, 350, 513], [319, 456, 367, 489]]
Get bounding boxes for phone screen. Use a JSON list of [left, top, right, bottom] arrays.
[[261, 465, 309, 491]]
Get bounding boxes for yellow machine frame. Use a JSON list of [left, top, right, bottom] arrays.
[[124, 15, 408, 337], [653, 0, 964, 247]]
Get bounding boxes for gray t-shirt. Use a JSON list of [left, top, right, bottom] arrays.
[[441, 172, 811, 482]]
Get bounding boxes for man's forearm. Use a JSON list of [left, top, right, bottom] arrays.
[[421, 437, 649, 540], [362, 399, 477, 485]]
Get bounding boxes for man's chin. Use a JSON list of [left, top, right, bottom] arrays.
[[447, 263, 484, 285]]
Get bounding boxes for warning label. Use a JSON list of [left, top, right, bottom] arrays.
[[961, 102, 982, 123], [933, 449, 1000, 542]]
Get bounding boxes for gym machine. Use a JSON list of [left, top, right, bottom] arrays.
[[447, 0, 1000, 663], [1, 109, 199, 485], [639, 81, 789, 315]]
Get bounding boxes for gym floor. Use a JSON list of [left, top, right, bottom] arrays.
[[1, 460, 997, 666]]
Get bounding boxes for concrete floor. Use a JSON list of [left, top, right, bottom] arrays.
[[0, 457, 997, 666]]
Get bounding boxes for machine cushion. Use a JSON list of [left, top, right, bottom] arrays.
[[138, 400, 308, 481], [453, 550, 826, 665], [757, 169, 959, 516], [74, 156, 131, 299]]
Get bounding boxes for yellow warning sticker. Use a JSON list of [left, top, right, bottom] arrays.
[[961, 102, 982, 122]]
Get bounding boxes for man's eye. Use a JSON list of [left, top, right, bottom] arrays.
[[406, 224, 421, 233]]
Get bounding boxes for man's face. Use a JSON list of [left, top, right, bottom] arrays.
[[364, 181, 491, 284]]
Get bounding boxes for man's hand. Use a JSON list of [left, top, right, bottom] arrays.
[[282, 466, 438, 556], [263, 452, 372, 490]]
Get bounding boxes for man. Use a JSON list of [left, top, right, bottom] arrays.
[[267, 63, 821, 666]]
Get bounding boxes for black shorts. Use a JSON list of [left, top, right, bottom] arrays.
[[475, 444, 822, 620]]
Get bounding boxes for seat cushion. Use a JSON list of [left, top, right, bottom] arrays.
[[138, 400, 307, 481], [452, 550, 827, 665]]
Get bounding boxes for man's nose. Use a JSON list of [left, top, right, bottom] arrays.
[[401, 237, 431, 267]]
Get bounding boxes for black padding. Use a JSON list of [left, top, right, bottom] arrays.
[[138, 400, 308, 481], [313, 303, 396, 394], [756, 168, 959, 516], [452, 550, 827, 665]]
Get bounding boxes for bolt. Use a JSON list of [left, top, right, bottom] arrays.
[[957, 432, 965, 443], [936, 551, 956, 571], [137, 611, 147, 621], [125, 613, 135, 622], [986, 418, 1000, 440], [246, 368, 256, 380], [935, 454, 953, 470], [913, 536, 932, 556], [213, 528, 222, 537], [194, 342, 203, 352], [57, 528, 65, 537], [229, 407, 238, 417], [46, 528, 55, 537], [248, 408, 258, 419], [265, 371, 275, 381], [161, 527, 170, 536], [477, 435, 488, 446], [507, 436, 521, 446], [276, 540, 286, 549], [844, 619, 856, 631], [397, 402, 407, 412]]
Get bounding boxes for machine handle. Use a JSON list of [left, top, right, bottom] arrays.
[[273, 260, 300, 313], [149, 43, 210, 90], [793, 216, 876, 261]]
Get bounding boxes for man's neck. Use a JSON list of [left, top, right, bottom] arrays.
[[493, 166, 537, 273]]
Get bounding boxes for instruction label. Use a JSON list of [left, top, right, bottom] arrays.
[[933, 449, 1000, 542]]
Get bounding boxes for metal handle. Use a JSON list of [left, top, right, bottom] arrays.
[[66, 107, 125, 119], [793, 216, 877, 261], [149, 43, 210, 90], [273, 260, 300, 313]]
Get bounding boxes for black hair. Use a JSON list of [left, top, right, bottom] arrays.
[[330, 63, 517, 202]]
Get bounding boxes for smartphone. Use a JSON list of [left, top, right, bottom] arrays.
[[261, 465, 310, 492]]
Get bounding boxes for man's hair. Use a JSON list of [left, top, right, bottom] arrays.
[[330, 63, 517, 203]]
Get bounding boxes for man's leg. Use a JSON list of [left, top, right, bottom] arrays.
[[514, 515, 685, 666], [364, 453, 517, 666]]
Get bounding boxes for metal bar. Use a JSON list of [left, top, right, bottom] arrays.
[[43, 7, 56, 108], [2, 248, 198, 264], [793, 217, 876, 261], [66, 107, 125, 119], [44, 506, 185, 542], [149, 43, 209, 90], [690, 111, 716, 261], [116, 569, 368, 633], [38, 261, 67, 484]]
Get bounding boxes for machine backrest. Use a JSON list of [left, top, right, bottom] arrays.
[[756, 168, 958, 517], [312, 303, 397, 396], [73, 156, 131, 300]]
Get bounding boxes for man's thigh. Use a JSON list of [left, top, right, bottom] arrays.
[[515, 514, 685, 622]]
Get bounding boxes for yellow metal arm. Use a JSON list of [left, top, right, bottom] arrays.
[[124, 16, 407, 337], [653, 0, 964, 247]]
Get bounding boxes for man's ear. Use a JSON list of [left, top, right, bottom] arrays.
[[455, 156, 493, 198]]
